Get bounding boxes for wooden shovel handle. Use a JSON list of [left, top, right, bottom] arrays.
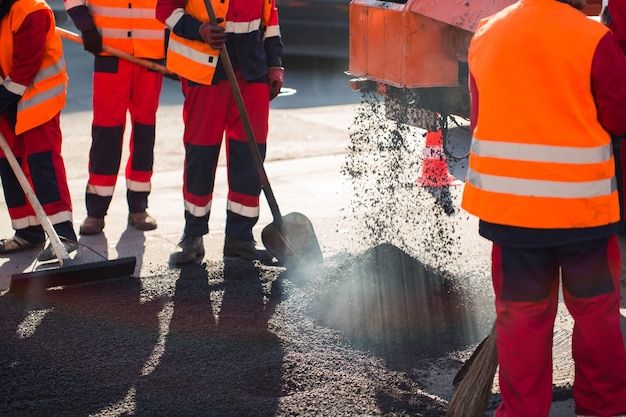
[[56, 27, 179, 79]]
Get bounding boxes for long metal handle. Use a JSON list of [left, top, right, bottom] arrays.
[[0, 132, 69, 264], [201, 2, 283, 225], [56, 27, 179, 79]]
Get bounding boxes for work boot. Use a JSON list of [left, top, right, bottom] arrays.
[[79, 216, 105, 235], [37, 240, 78, 262], [223, 237, 274, 262], [128, 211, 157, 231], [169, 234, 204, 266]]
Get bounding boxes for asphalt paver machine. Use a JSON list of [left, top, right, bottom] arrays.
[[348, 0, 603, 160]]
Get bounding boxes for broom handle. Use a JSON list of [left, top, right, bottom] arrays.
[[200, 1, 284, 226], [0, 132, 69, 264], [56, 27, 179, 79]]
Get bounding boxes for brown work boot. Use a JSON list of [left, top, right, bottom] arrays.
[[79, 216, 105, 235], [169, 234, 205, 266], [128, 211, 157, 231], [223, 237, 274, 262]]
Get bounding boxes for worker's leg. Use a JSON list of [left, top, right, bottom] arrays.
[[0, 115, 46, 245], [86, 56, 132, 218], [0, 114, 75, 242], [560, 235, 626, 417], [127, 60, 163, 213], [224, 73, 269, 241], [24, 114, 75, 241], [493, 243, 559, 417], [180, 78, 229, 237], [169, 78, 230, 265]]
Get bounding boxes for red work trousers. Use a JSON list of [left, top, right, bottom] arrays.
[[179, 71, 269, 240], [87, 56, 163, 216], [0, 113, 73, 232], [492, 237, 626, 417]]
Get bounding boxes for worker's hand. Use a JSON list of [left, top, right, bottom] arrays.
[[199, 20, 226, 50], [82, 28, 103, 55], [268, 67, 284, 100]]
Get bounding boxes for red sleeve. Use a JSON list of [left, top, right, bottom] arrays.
[[608, 0, 626, 54], [591, 32, 626, 136], [10, 10, 50, 88]]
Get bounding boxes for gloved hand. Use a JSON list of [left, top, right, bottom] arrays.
[[199, 21, 226, 50], [82, 28, 103, 55], [268, 67, 284, 100], [0, 85, 20, 122]]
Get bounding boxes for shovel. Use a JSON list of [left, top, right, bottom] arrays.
[[201, 1, 323, 268]]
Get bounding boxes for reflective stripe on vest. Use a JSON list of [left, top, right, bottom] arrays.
[[88, 0, 165, 58], [165, 0, 273, 85], [0, 0, 67, 134], [461, 0, 619, 229], [17, 59, 66, 112], [471, 138, 613, 165], [468, 138, 617, 198], [467, 169, 616, 199]]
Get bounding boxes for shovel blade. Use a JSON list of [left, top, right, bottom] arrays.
[[261, 212, 323, 268]]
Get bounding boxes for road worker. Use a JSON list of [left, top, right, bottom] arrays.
[[155, 0, 284, 265], [0, 0, 78, 260], [64, 0, 166, 235], [603, 0, 626, 236], [462, 0, 626, 415]]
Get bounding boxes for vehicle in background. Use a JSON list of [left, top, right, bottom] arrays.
[[348, 0, 603, 158], [276, 0, 350, 58]]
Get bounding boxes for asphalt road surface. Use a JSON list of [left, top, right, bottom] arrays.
[[0, 19, 625, 417]]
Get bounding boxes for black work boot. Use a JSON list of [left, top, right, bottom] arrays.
[[169, 234, 204, 266], [223, 237, 274, 262]]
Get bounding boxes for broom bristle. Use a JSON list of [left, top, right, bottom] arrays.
[[446, 323, 498, 417]]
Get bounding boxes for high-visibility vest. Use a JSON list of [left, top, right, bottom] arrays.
[[85, 0, 165, 58], [165, 0, 274, 85], [462, 0, 619, 229], [0, 0, 67, 135]]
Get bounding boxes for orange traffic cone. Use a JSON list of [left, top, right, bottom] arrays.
[[415, 129, 463, 187]]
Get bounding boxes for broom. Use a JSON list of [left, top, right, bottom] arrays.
[[0, 131, 136, 293], [446, 322, 498, 417]]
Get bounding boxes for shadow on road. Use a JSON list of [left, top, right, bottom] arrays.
[[0, 276, 161, 415], [133, 261, 284, 416], [0, 260, 285, 416]]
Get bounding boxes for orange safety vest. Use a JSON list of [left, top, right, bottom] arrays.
[[87, 0, 165, 58], [462, 0, 618, 229], [0, 0, 67, 135], [166, 0, 274, 85]]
